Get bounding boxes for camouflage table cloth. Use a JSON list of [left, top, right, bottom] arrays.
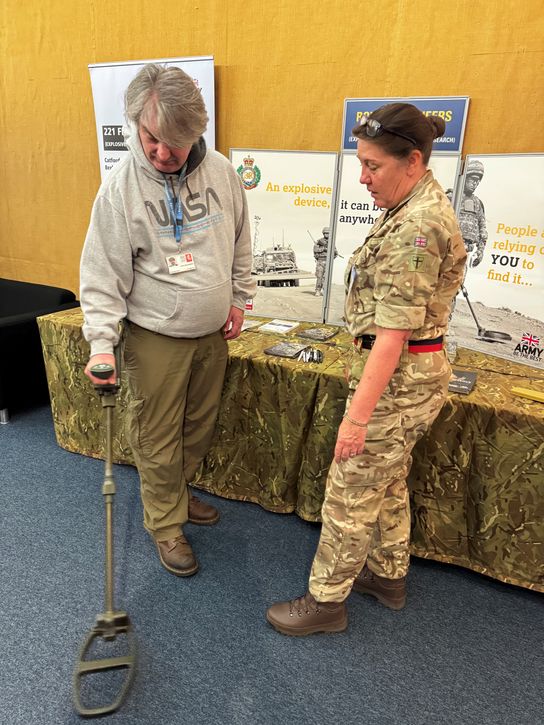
[[38, 310, 544, 592]]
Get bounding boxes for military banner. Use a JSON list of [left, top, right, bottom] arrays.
[[230, 149, 338, 322], [342, 96, 469, 153], [89, 56, 215, 181], [325, 153, 462, 324], [450, 154, 544, 369]]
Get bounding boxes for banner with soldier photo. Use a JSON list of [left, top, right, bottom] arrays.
[[450, 154, 544, 369], [325, 153, 462, 324], [89, 56, 215, 181], [230, 149, 338, 322]]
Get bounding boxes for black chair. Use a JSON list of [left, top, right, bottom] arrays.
[[0, 278, 80, 422]]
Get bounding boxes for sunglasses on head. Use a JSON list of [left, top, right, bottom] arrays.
[[358, 116, 416, 146]]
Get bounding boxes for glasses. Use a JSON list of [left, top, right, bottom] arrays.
[[358, 116, 416, 146]]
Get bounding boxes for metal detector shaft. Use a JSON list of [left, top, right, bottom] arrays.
[[461, 285, 484, 336], [103, 395, 116, 618], [90, 355, 120, 617]]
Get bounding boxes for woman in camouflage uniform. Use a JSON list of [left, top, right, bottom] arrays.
[[267, 103, 466, 635]]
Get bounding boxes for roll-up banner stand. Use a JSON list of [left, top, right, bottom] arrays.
[[450, 153, 544, 369], [89, 56, 215, 182], [230, 149, 338, 322], [325, 96, 469, 325]]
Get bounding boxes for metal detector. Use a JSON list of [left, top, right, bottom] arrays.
[[73, 355, 137, 717], [460, 285, 512, 343]]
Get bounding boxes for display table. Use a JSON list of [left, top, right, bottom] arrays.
[[38, 309, 544, 593]]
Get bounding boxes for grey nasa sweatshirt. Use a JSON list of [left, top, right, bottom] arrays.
[[80, 123, 255, 356]]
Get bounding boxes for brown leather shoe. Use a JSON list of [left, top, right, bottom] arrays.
[[266, 592, 347, 636], [156, 532, 199, 577], [188, 493, 220, 526], [352, 565, 406, 610]]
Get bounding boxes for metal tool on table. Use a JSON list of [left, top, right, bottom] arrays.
[[460, 285, 512, 343], [73, 353, 137, 717]]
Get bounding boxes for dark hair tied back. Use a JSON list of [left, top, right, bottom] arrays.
[[427, 115, 446, 140]]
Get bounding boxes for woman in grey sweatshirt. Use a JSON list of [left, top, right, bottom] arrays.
[[80, 64, 255, 576]]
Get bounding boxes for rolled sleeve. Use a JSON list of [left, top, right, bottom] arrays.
[[375, 302, 426, 330]]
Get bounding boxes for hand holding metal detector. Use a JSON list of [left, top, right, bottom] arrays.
[[89, 346, 121, 390], [73, 347, 136, 717], [90, 362, 115, 380]]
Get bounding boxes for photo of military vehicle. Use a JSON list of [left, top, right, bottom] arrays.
[[252, 243, 314, 287]]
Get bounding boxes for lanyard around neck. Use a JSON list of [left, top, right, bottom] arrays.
[[163, 163, 188, 246]]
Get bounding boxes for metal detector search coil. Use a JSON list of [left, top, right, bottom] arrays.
[[461, 285, 512, 343]]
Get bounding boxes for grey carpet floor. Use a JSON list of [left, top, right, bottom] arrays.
[[0, 405, 542, 725]]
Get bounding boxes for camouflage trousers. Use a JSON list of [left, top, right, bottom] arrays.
[[123, 322, 227, 541], [309, 345, 450, 602], [315, 260, 326, 292]]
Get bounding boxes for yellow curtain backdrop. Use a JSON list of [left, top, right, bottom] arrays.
[[0, 0, 542, 294]]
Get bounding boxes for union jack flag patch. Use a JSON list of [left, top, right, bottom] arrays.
[[414, 236, 427, 248]]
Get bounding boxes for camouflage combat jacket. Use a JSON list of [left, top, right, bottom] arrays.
[[313, 237, 328, 261], [458, 193, 487, 246], [344, 170, 466, 340]]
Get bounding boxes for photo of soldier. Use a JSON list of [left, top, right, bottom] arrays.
[[448, 159, 488, 336], [313, 226, 338, 296], [458, 159, 487, 268], [448, 157, 521, 349]]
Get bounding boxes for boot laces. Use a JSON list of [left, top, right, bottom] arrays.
[[167, 535, 188, 552], [289, 593, 320, 617]]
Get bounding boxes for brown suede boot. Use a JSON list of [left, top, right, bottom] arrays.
[[266, 592, 347, 636], [188, 493, 220, 526], [156, 531, 199, 577], [352, 565, 406, 610]]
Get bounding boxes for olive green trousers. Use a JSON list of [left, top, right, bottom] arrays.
[[123, 322, 228, 541]]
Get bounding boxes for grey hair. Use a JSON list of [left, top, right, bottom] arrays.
[[125, 63, 208, 148]]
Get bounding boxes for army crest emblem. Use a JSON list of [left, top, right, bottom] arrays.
[[237, 155, 261, 190]]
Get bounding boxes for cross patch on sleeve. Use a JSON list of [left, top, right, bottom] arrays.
[[409, 254, 427, 272]]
